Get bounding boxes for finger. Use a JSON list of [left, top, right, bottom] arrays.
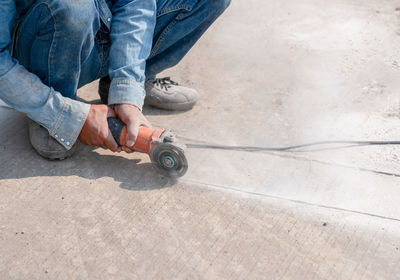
[[106, 106, 117, 118], [126, 122, 139, 148], [104, 130, 119, 152], [122, 146, 135, 153]]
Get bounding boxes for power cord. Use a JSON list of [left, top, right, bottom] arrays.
[[183, 140, 400, 153]]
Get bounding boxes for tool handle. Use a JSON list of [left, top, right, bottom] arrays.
[[107, 117, 158, 154], [107, 117, 125, 146]]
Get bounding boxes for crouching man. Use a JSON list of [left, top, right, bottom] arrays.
[[0, 0, 230, 159]]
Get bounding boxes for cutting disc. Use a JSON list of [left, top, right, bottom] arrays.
[[150, 143, 188, 178]]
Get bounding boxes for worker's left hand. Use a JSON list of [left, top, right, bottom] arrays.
[[113, 104, 152, 153]]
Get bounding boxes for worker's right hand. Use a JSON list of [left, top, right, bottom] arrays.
[[78, 104, 121, 152]]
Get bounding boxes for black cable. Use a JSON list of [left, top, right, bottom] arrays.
[[183, 140, 400, 178], [184, 140, 400, 153]]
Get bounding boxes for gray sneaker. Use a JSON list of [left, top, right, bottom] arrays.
[[98, 76, 199, 110], [28, 118, 77, 160], [145, 77, 199, 110]]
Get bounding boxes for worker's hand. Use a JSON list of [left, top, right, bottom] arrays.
[[114, 104, 152, 153], [78, 104, 121, 152]]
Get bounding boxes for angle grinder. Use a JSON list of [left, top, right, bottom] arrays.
[[107, 118, 188, 178]]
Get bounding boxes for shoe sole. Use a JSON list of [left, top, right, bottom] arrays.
[[145, 99, 197, 111], [33, 147, 76, 161]]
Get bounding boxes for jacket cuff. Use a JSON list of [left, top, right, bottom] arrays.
[[107, 78, 145, 110], [0, 61, 90, 151], [47, 96, 90, 150]]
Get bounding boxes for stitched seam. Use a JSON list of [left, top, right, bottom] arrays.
[[95, 45, 104, 80], [149, 19, 176, 57], [43, 2, 64, 136], [10, 19, 22, 57], [32, 2, 58, 88], [95, 44, 108, 80], [112, 79, 143, 87], [42, 2, 83, 142], [157, 4, 193, 18], [26, 2, 63, 136]]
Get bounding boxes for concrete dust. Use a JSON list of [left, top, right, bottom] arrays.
[[1, 0, 400, 278]]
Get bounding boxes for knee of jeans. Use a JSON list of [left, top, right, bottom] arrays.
[[47, 0, 100, 37]]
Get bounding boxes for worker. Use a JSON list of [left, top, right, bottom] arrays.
[[0, 0, 230, 159]]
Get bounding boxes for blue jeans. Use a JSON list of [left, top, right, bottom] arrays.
[[13, 0, 231, 101]]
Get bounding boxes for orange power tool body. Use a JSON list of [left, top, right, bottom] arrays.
[[107, 118, 188, 178]]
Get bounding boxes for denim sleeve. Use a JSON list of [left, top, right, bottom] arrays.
[[0, 1, 90, 150], [107, 0, 156, 110]]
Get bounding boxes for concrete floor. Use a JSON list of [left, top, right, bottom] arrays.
[[1, 0, 400, 279]]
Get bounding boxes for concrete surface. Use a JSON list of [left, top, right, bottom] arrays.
[[1, 0, 400, 279]]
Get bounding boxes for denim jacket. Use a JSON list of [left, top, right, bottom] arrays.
[[0, 0, 156, 150]]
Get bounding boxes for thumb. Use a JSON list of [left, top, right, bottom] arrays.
[[126, 122, 139, 148]]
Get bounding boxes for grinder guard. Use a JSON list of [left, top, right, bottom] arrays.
[[150, 143, 188, 178]]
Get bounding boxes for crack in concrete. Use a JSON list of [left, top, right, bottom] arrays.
[[183, 179, 400, 223]]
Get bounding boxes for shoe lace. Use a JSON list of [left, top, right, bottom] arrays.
[[152, 77, 179, 91]]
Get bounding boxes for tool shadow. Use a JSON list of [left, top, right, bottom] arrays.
[[0, 144, 176, 191], [0, 108, 176, 191], [0, 109, 175, 190]]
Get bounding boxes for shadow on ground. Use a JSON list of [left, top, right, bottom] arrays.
[[0, 108, 175, 191]]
